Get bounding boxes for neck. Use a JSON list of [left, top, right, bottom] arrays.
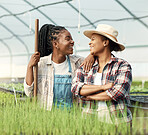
[[96, 50, 111, 66], [52, 51, 66, 64]]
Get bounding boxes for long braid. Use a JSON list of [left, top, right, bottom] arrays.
[[38, 24, 66, 57]]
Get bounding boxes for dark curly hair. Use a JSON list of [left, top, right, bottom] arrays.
[[38, 24, 66, 57]]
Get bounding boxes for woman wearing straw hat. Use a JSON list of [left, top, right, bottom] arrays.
[[71, 24, 132, 124], [24, 24, 95, 110]]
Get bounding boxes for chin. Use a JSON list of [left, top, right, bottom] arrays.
[[68, 51, 73, 55], [90, 50, 95, 55]]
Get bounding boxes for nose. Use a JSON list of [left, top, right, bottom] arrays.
[[89, 41, 92, 46], [71, 40, 74, 46]]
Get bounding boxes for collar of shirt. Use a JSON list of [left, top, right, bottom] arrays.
[[92, 53, 118, 68], [45, 54, 82, 65]]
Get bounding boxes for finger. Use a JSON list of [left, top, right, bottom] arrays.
[[86, 62, 90, 72], [35, 60, 39, 63], [35, 51, 40, 55], [35, 53, 40, 57], [80, 62, 84, 67], [86, 62, 91, 72], [84, 62, 88, 72], [85, 61, 90, 72], [34, 54, 40, 58], [35, 55, 40, 59], [37, 58, 40, 62], [83, 62, 86, 72], [89, 62, 92, 69]]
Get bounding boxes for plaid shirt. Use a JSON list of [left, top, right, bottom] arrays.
[[71, 54, 132, 123]]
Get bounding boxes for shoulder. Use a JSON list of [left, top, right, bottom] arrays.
[[113, 56, 132, 71], [38, 54, 52, 67], [40, 55, 49, 61], [112, 54, 131, 65], [69, 55, 84, 67], [117, 57, 131, 66], [68, 55, 84, 72], [69, 55, 84, 62]]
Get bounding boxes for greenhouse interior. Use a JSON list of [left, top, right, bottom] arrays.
[[0, 0, 148, 134]]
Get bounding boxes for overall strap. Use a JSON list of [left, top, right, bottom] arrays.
[[67, 55, 72, 73]]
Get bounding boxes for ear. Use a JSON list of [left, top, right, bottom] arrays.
[[103, 40, 109, 47], [52, 41, 59, 49]]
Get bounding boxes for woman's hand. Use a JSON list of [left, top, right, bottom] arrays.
[[28, 52, 40, 68], [80, 54, 95, 72], [26, 52, 40, 86]]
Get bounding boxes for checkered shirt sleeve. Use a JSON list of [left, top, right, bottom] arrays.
[[106, 62, 132, 101], [71, 66, 86, 97]]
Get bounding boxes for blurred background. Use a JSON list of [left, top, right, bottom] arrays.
[[0, 0, 148, 83]]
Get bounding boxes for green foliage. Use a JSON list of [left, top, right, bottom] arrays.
[[0, 94, 132, 135], [130, 81, 148, 93], [0, 83, 24, 91], [0, 89, 147, 134], [130, 86, 148, 93], [0, 81, 148, 93], [132, 81, 148, 88]]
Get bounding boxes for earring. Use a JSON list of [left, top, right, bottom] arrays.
[[104, 44, 106, 47]]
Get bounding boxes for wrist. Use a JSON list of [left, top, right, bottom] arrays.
[[101, 85, 105, 91], [28, 64, 33, 69]]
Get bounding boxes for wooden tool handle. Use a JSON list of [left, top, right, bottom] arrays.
[[34, 19, 39, 97]]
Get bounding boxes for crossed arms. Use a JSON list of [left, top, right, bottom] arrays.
[[71, 62, 132, 102]]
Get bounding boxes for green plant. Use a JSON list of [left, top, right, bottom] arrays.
[[0, 83, 24, 91], [0, 91, 147, 135]]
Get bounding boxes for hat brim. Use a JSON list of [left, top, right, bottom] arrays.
[[83, 30, 125, 51]]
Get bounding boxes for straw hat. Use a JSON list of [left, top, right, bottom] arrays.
[[83, 24, 125, 51]]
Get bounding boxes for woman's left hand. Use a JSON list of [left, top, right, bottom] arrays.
[[80, 54, 95, 72]]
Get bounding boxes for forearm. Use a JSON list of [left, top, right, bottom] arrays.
[[87, 91, 112, 101], [26, 66, 34, 86], [80, 85, 104, 96], [79, 82, 113, 96]]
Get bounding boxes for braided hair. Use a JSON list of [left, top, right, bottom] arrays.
[[38, 24, 66, 57]]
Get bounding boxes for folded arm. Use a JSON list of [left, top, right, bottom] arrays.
[[80, 83, 113, 96], [71, 67, 113, 97], [83, 91, 112, 101]]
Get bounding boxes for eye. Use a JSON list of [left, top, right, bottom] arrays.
[[65, 36, 72, 41], [66, 38, 70, 41]]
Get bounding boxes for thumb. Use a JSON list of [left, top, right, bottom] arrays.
[[35, 52, 40, 55]]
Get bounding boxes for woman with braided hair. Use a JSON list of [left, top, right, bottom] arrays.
[[24, 24, 94, 110]]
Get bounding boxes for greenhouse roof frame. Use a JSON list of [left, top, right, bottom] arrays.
[[0, 0, 148, 78]]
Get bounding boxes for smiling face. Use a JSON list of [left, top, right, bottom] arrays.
[[54, 30, 74, 55], [89, 34, 107, 56]]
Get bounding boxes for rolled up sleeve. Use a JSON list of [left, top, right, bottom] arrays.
[[106, 63, 132, 101], [71, 67, 85, 97], [24, 78, 34, 97]]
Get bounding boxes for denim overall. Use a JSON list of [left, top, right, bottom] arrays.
[[53, 56, 73, 109]]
